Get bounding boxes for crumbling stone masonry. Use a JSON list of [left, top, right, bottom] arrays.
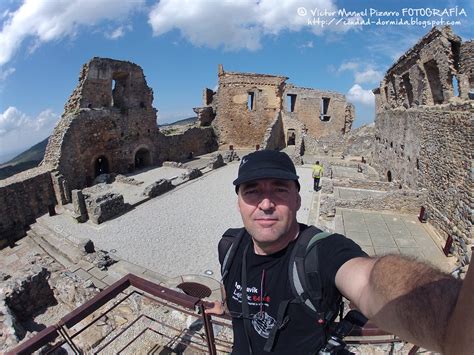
[[372, 26, 473, 264], [42, 57, 217, 194], [0, 57, 218, 248], [0, 167, 56, 248], [194, 64, 354, 151]]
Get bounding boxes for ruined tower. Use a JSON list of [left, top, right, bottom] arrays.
[[42, 58, 160, 194]]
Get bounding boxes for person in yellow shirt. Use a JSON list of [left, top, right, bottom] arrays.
[[312, 161, 323, 191]]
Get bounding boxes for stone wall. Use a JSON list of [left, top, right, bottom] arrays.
[[212, 65, 354, 150], [0, 167, 56, 248], [262, 112, 285, 150], [282, 85, 354, 139], [343, 124, 375, 158], [335, 189, 426, 215], [41, 57, 219, 195], [212, 69, 287, 148], [159, 127, 218, 162], [43, 109, 159, 190], [374, 26, 463, 111], [372, 26, 473, 264], [459, 40, 474, 99], [42, 58, 160, 191]]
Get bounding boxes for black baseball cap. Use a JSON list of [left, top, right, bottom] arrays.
[[233, 150, 300, 192]]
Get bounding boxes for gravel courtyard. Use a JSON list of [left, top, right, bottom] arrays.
[[44, 162, 315, 278]]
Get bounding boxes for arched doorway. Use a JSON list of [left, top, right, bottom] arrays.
[[135, 148, 151, 169], [387, 170, 392, 182], [94, 156, 110, 177]]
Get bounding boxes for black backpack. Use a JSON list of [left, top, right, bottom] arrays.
[[218, 225, 342, 352]]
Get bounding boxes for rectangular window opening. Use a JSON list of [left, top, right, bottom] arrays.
[[287, 94, 297, 112], [402, 73, 414, 107], [320, 97, 330, 121], [451, 75, 460, 97], [248, 92, 255, 111], [424, 60, 444, 104]]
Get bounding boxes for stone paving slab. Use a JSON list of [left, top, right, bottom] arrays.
[[89, 276, 107, 290], [339, 209, 452, 271], [73, 268, 92, 281], [370, 233, 398, 247], [88, 267, 108, 280], [345, 231, 372, 246]]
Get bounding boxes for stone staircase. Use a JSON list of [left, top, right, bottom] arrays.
[[26, 219, 85, 269]]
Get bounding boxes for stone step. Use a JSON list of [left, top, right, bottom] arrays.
[[27, 222, 84, 267]]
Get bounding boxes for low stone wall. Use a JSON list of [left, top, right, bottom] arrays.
[[320, 188, 426, 221], [333, 179, 395, 191], [159, 127, 218, 162], [335, 189, 426, 215], [0, 167, 56, 249]]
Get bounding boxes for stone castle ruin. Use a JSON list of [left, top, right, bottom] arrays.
[[194, 64, 354, 155], [0, 25, 473, 354], [42, 58, 217, 198], [372, 26, 472, 264], [0, 58, 218, 246], [0, 26, 471, 266]]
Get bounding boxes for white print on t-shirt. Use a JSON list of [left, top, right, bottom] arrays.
[[231, 281, 270, 307], [252, 311, 276, 338]]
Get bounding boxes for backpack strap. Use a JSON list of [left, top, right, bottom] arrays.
[[264, 226, 333, 352], [289, 225, 332, 315], [219, 228, 245, 282]]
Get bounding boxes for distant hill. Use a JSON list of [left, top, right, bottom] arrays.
[[0, 138, 49, 180], [159, 116, 197, 127]]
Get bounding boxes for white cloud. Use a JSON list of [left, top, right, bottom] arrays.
[[0, 67, 15, 81], [354, 68, 383, 84], [0, 107, 59, 159], [338, 61, 359, 72], [336, 61, 383, 84], [105, 24, 132, 40], [148, 0, 339, 51], [0, 106, 59, 136], [299, 40, 314, 49], [347, 84, 374, 106], [0, 0, 145, 66]]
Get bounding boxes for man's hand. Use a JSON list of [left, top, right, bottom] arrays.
[[204, 300, 226, 316]]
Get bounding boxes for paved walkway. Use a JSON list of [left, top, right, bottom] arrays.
[[335, 208, 452, 272]]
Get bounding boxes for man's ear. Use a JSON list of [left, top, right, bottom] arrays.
[[297, 193, 301, 211]]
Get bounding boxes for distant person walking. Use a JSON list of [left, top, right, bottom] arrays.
[[312, 161, 323, 191]]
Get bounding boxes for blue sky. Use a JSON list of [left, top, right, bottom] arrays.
[[0, 0, 472, 163]]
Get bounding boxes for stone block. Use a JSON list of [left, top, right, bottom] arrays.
[[71, 189, 88, 223], [223, 150, 239, 163], [207, 153, 225, 169], [83, 191, 127, 224], [142, 179, 174, 197], [177, 168, 203, 184]]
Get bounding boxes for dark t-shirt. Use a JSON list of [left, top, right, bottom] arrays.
[[223, 224, 367, 354]]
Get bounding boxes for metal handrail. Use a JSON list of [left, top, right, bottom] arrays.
[[7, 273, 400, 354]]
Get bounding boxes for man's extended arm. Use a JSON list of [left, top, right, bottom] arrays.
[[335, 255, 463, 353]]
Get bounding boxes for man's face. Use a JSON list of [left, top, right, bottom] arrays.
[[237, 179, 301, 250]]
